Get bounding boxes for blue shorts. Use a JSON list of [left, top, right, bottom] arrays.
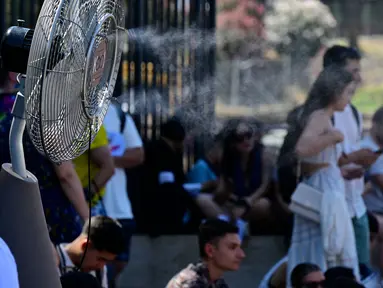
[[116, 218, 135, 262]]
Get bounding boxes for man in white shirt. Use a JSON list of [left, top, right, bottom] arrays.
[[323, 45, 380, 268], [55, 216, 126, 288], [102, 103, 144, 288], [0, 237, 19, 288]]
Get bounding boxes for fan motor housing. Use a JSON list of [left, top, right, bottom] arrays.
[[1, 26, 34, 74]]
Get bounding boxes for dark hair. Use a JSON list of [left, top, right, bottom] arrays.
[[290, 263, 321, 288], [372, 106, 383, 145], [326, 276, 365, 288], [160, 117, 186, 142], [289, 66, 353, 151], [60, 272, 102, 288], [82, 216, 125, 255], [324, 266, 355, 285], [213, 130, 225, 144], [372, 106, 383, 126], [323, 45, 361, 68], [286, 106, 303, 127], [198, 219, 238, 258]]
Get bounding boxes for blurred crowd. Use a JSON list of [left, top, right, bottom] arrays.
[[2, 44, 383, 288]]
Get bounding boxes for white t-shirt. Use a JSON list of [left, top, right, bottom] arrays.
[[334, 104, 366, 218], [56, 244, 108, 287], [0, 237, 19, 288], [102, 104, 143, 219], [361, 135, 383, 213]]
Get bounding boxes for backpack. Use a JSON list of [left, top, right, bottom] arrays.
[[277, 104, 361, 203]]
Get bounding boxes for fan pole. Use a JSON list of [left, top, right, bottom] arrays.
[[0, 76, 62, 288], [9, 75, 27, 178]]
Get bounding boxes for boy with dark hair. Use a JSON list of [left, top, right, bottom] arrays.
[[166, 219, 245, 288], [55, 216, 125, 287], [325, 266, 356, 285]]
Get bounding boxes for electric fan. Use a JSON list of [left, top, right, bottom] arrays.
[[0, 0, 124, 286]]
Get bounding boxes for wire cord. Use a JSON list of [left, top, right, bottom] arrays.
[[76, 121, 92, 271]]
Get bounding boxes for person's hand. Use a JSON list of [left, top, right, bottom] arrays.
[[327, 128, 344, 144], [214, 178, 234, 204], [341, 166, 365, 180], [353, 148, 380, 167]]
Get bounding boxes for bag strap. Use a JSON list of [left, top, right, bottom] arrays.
[[117, 105, 126, 134], [350, 104, 361, 133], [56, 245, 73, 276], [330, 105, 360, 130]]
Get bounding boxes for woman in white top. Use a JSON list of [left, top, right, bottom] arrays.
[[287, 66, 359, 285]]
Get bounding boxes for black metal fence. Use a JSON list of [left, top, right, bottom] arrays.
[[121, 0, 216, 165], [1, 0, 216, 155]]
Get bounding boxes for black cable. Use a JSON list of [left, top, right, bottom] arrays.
[[76, 122, 92, 271]]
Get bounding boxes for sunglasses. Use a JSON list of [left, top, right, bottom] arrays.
[[234, 131, 253, 142]]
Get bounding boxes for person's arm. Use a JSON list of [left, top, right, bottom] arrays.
[[90, 146, 115, 191], [213, 177, 235, 204], [340, 165, 365, 180], [338, 148, 380, 168], [248, 150, 273, 202], [113, 115, 144, 169], [53, 161, 89, 221], [113, 147, 144, 169], [295, 111, 343, 158]]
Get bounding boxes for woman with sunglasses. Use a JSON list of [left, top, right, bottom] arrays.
[[218, 118, 274, 221], [290, 263, 325, 288], [193, 118, 273, 237]]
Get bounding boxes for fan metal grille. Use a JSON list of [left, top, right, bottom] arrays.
[[25, 0, 124, 163]]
